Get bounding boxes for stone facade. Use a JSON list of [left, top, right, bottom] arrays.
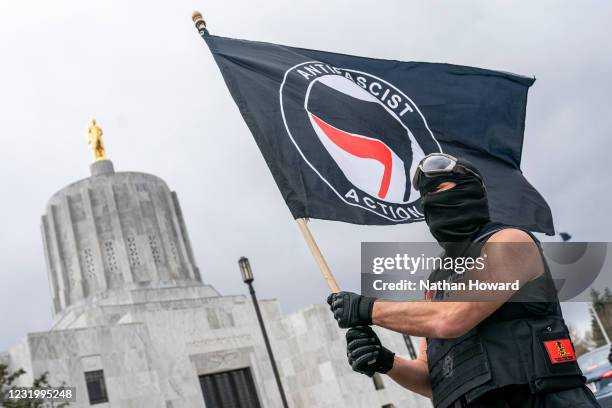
[[3, 160, 430, 408]]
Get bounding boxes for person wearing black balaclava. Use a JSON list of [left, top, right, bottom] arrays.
[[327, 153, 599, 407]]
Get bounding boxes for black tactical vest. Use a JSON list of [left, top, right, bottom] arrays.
[[426, 223, 585, 408]]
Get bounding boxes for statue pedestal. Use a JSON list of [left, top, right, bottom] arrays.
[[90, 159, 114, 176]]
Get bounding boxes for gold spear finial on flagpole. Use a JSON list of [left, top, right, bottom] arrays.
[[192, 11, 208, 35]]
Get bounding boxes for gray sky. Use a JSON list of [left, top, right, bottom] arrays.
[[1, 0, 611, 351]]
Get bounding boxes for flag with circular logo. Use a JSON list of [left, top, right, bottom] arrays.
[[202, 35, 553, 234]]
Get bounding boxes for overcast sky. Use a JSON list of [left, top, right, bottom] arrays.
[[1, 0, 611, 351]]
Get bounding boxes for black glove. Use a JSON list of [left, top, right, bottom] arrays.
[[327, 291, 377, 328], [346, 326, 395, 377]]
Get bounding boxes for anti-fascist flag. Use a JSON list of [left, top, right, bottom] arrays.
[[202, 34, 554, 235]]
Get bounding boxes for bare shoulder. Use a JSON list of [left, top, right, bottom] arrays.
[[487, 228, 534, 243], [482, 228, 543, 281]]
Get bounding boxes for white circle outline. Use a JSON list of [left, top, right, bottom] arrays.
[[279, 61, 441, 222]]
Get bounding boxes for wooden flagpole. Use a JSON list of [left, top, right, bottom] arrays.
[[191, 13, 340, 294], [296, 218, 340, 293]]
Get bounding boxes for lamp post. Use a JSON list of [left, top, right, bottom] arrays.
[[238, 257, 290, 408]]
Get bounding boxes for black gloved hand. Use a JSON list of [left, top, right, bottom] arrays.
[[346, 326, 395, 377], [327, 291, 376, 328]]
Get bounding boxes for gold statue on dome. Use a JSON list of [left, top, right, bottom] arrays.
[[87, 119, 108, 161]]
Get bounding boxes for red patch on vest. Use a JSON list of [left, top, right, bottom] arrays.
[[543, 339, 576, 364]]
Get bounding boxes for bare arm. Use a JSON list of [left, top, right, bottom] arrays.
[[372, 229, 543, 338], [387, 337, 432, 397]]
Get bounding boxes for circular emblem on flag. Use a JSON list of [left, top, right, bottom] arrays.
[[280, 61, 441, 222]]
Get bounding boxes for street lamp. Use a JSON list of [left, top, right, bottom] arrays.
[[238, 256, 254, 283], [238, 257, 290, 408]]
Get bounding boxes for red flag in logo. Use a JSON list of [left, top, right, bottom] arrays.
[[310, 113, 394, 200]]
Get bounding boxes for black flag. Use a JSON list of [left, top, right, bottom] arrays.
[[202, 34, 554, 235]]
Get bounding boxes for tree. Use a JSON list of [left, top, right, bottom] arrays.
[[590, 288, 612, 347], [0, 364, 69, 407], [568, 324, 595, 357]]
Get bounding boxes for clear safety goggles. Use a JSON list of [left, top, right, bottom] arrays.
[[411, 153, 482, 189]]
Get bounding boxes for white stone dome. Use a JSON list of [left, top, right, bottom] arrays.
[[41, 160, 202, 316]]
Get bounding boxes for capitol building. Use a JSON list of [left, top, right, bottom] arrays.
[[0, 124, 429, 408]]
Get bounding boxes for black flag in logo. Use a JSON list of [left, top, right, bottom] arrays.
[[202, 34, 554, 235]]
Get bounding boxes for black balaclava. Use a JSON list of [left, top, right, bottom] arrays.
[[417, 158, 490, 244]]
